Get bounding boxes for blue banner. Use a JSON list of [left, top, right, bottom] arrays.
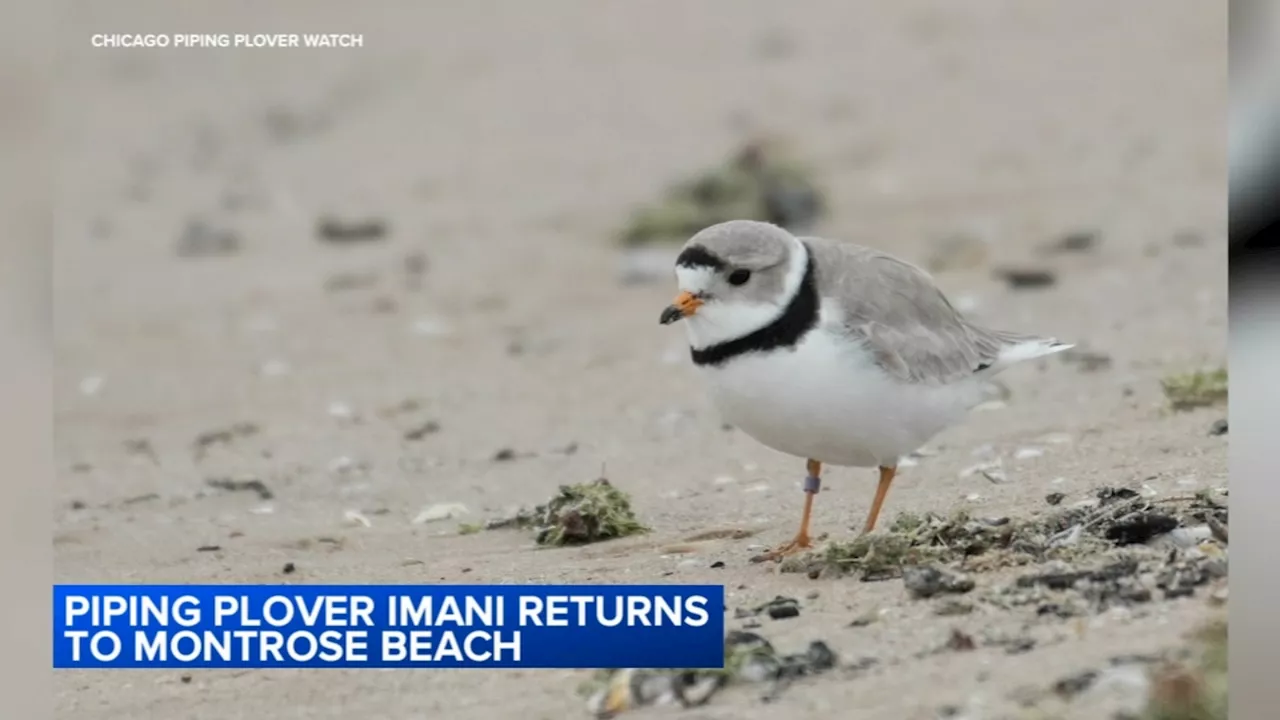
[[53, 584, 725, 669]]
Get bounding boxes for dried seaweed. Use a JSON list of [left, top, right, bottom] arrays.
[[1161, 367, 1228, 411], [780, 488, 1227, 581], [484, 478, 648, 546], [618, 139, 824, 246]]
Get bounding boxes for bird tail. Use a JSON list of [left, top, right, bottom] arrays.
[[991, 330, 1073, 366]]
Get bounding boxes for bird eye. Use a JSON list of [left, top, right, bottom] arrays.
[[727, 269, 752, 286]]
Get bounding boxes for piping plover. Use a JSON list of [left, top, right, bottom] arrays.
[[659, 220, 1072, 562]]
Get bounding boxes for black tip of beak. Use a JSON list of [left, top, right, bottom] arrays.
[[659, 305, 683, 325]]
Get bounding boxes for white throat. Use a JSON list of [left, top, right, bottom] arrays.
[[677, 237, 810, 351]]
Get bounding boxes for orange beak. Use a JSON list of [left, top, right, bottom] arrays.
[[659, 291, 703, 325]]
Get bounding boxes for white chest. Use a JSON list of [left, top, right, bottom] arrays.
[[696, 326, 980, 467]]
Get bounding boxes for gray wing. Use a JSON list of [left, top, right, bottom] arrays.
[[805, 237, 1035, 385]]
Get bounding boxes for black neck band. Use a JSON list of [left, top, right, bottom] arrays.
[[690, 244, 819, 367]]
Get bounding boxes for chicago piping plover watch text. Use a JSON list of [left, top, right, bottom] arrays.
[[659, 220, 1072, 562]]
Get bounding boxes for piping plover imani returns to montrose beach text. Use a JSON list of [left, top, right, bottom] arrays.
[[659, 220, 1072, 562]]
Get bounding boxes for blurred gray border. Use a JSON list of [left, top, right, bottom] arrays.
[[1229, 0, 1278, 716], [0, 3, 51, 717]]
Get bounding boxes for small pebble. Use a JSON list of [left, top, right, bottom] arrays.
[[945, 629, 977, 652], [903, 566, 975, 599], [1045, 492, 1066, 506], [1053, 669, 1100, 699], [1209, 418, 1228, 436], [1050, 230, 1099, 253], [995, 267, 1057, 289], [1106, 513, 1179, 545], [768, 604, 800, 620], [316, 216, 386, 243], [413, 503, 469, 524], [758, 596, 801, 620], [849, 611, 878, 627], [403, 421, 441, 441], [79, 376, 105, 396], [343, 510, 372, 527], [411, 317, 453, 337], [710, 561, 726, 569], [328, 456, 360, 475], [282, 562, 296, 574], [1146, 525, 1212, 551]]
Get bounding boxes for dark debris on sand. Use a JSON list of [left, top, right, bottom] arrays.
[[994, 267, 1057, 289], [204, 476, 274, 501], [903, 565, 975, 599], [316, 216, 387, 243], [581, 629, 847, 716], [777, 486, 1227, 620], [617, 138, 825, 247], [192, 422, 260, 461]]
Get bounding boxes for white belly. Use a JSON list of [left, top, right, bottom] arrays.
[[699, 328, 984, 467]]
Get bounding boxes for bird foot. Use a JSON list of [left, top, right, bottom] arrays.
[[750, 533, 813, 563]]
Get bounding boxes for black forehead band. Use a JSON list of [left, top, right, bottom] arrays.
[[675, 245, 726, 271]]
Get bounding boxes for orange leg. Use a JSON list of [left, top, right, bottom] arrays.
[[860, 465, 897, 535], [751, 459, 821, 563]]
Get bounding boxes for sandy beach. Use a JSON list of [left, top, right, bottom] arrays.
[[55, 2, 1226, 718]]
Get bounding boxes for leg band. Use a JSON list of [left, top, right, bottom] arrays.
[[803, 475, 821, 494]]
